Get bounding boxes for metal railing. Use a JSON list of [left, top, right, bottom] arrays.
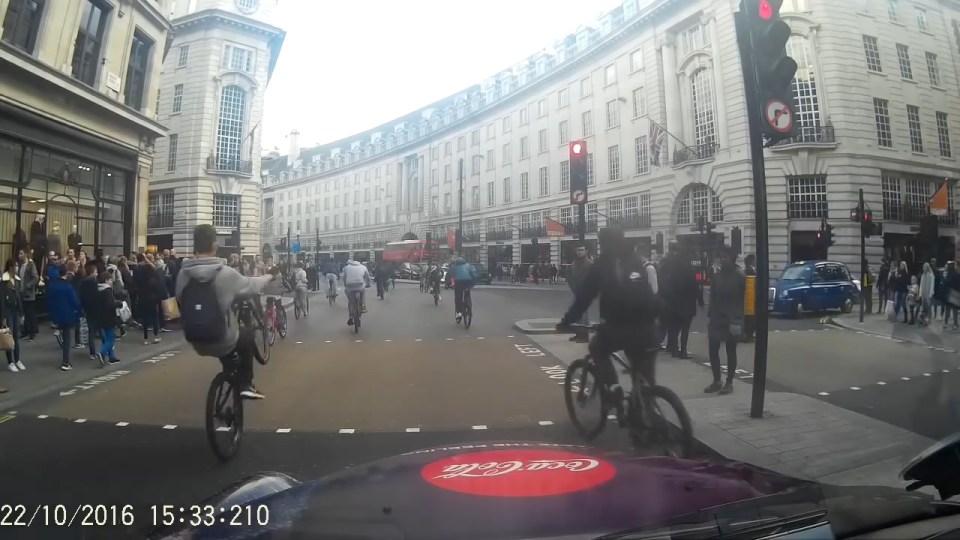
[[207, 155, 253, 175], [147, 213, 173, 228], [772, 125, 836, 147], [486, 229, 512, 241], [883, 202, 958, 225], [607, 213, 652, 230], [673, 143, 718, 166], [521, 226, 546, 239]]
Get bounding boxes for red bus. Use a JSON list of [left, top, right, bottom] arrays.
[[382, 240, 442, 264]]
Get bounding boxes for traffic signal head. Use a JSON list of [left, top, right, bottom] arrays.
[[744, 0, 799, 144], [826, 223, 835, 246], [568, 140, 589, 205], [570, 141, 584, 156]]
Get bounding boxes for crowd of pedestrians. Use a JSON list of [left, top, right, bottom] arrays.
[[876, 257, 960, 328]]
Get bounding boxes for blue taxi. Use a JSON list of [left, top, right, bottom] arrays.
[[769, 260, 857, 317]]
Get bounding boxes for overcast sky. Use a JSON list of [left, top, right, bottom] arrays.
[[261, 0, 624, 153]]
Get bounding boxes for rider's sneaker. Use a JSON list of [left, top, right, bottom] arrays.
[[456, 312, 463, 322], [240, 386, 265, 400], [347, 317, 354, 326]]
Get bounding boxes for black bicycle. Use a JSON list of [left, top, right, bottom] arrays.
[[561, 323, 692, 458], [205, 298, 269, 462], [432, 280, 441, 306], [456, 287, 473, 329]]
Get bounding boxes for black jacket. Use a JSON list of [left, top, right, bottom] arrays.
[[78, 276, 100, 326], [561, 252, 658, 328]]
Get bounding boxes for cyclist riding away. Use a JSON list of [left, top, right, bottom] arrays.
[[322, 259, 339, 297], [342, 259, 371, 326], [374, 264, 389, 299], [556, 227, 660, 403], [177, 224, 277, 400], [450, 257, 477, 323], [428, 264, 443, 297], [292, 262, 308, 317]]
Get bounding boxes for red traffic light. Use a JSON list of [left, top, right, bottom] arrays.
[[570, 141, 584, 155], [759, 0, 773, 19]]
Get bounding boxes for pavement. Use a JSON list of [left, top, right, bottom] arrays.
[[0, 282, 950, 537]]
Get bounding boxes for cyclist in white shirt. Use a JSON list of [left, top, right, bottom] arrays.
[[293, 263, 309, 318]]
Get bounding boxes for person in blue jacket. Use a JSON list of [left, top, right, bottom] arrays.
[[450, 257, 478, 323], [46, 264, 82, 371]]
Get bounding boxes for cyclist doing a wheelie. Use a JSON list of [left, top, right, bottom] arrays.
[[176, 224, 277, 400], [556, 227, 660, 402], [450, 257, 477, 323], [292, 262, 309, 317], [342, 259, 371, 326]]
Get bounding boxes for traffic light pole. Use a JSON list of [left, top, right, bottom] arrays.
[[286, 226, 291, 277], [857, 189, 867, 322], [736, 9, 771, 419], [577, 204, 585, 242], [457, 158, 464, 256]]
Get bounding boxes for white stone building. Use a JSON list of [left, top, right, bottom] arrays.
[[148, 0, 284, 257], [262, 0, 960, 275]]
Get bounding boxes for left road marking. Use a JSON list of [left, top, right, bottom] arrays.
[[339, 428, 355, 434]]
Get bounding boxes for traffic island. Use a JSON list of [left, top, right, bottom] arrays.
[[514, 318, 561, 334]]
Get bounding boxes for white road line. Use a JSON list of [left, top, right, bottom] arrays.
[[74, 419, 87, 423], [901, 376, 911, 380], [325, 340, 332, 343], [37, 414, 48, 419], [162, 424, 177, 430], [472, 425, 488, 430], [216, 426, 231, 432], [850, 386, 861, 391], [276, 428, 292, 433], [385, 339, 392, 342], [928, 346, 937, 349], [7, 411, 15, 415], [339, 428, 355, 434], [944, 369, 952, 373], [538, 420, 554, 426], [116, 422, 129, 427], [405, 427, 421, 433], [507, 335, 515, 338], [818, 392, 830, 396], [477, 337, 485, 340], [296, 341, 303, 344], [415, 338, 423, 342], [607, 414, 618, 420], [446, 338, 454, 341], [355, 339, 363, 343], [877, 382, 887, 385], [924, 373, 932, 377]]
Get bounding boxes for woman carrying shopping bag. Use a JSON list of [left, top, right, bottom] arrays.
[[93, 270, 123, 365], [0, 259, 24, 372]]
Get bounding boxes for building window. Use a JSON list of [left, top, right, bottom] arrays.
[[907, 105, 923, 152], [896, 44, 912, 79], [937, 112, 952, 158], [538, 129, 548, 153], [471, 155, 481, 174], [444, 164, 451, 182], [887, 0, 898, 22], [487, 181, 495, 207], [167, 134, 178, 172], [580, 76, 592, 97], [471, 129, 480, 146], [503, 177, 512, 203], [223, 44, 253, 72], [678, 23, 707, 56], [177, 44, 189, 67], [538, 99, 548, 118], [213, 194, 239, 228], [587, 153, 595, 186], [486, 149, 495, 170], [172, 84, 183, 113], [558, 88, 568, 108], [72, 0, 111, 85], [634, 136, 648, 174], [486, 123, 495, 140], [691, 69, 716, 148], [632, 87, 646, 118], [560, 160, 571, 192], [519, 108, 528, 125], [862, 35, 882, 72], [458, 136, 465, 151], [520, 172, 529, 200], [444, 141, 452, 156], [430, 168, 438, 186], [215, 85, 246, 168], [606, 100, 619, 129], [123, 30, 153, 111], [582, 110, 593, 137], [926, 52, 941, 87], [873, 98, 892, 147], [604, 64, 617, 86], [520, 136, 529, 159], [787, 175, 828, 218], [538, 167, 549, 196], [630, 48, 643, 72], [786, 35, 820, 131], [2, 0, 45, 53], [148, 191, 175, 227], [502, 143, 511, 164], [608, 145, 620, 181], [471, 186, 479, 209], [915, 7, 927, 31]]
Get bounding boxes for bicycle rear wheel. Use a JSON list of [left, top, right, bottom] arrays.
[[277, 307, 287, 339], [564, 358, 607, 440], [635, 385, 693, 458], [463, 292, 473, 329], [294, 300, 301, 320], [205, 372, 243, 463], [250, 315, 270, 366]]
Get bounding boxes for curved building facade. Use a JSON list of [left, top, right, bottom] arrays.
[[262, 0, 960, 274]]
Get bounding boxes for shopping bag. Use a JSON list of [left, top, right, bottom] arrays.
[[886, 298, 896, 320], [161, 297, 180, 321], [116, 301, 132, 323], [0, 328, 14, 351]]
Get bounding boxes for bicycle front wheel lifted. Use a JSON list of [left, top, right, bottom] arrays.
[[205, 372, 244, 463]]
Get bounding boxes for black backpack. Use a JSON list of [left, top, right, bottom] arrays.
[[609, 255, 659, 320], [180, 269, 226, 344]]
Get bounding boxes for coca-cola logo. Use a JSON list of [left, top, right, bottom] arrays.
[[421, 449, 616, 497]]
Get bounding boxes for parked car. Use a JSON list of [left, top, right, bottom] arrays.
[[769, 260, 858, 317]]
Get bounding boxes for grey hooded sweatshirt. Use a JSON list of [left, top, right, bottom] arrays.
[[175, 256, 273, 358]]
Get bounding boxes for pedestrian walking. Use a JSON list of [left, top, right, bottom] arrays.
[[133, 254, 161, 345], [93, 270, 122, 365], [704, 246, 745, 395], [876, 259, 890, 314], [893, 261, 910, 323], [1, 259, 24, 372], [907, 275, 920, 325], [664, 247, 702, 359], [920, 262, 936, 326], [946, 262, 960, 330], [567, 243, 593, 343], [78, 261, 101, 362], [17, 248, 38, 341], [46, 264, 81, 371]]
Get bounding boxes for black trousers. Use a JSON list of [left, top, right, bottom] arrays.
[[21, 300, 36, 338], [588, 325, 658, 388], [708, 337, 738, 383], [666, 314, 694, 354]]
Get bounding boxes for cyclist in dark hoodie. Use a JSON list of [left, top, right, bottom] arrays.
[[176, 225, 277, 400]]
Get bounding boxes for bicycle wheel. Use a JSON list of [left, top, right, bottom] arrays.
[[268, 316, 277, 346], [434, 290, 439, 306], [305, 295, 310, 314], [251, 316, 270, 366], [205, 372, 243, 463], [276, 308, 287, 339], [328, 294, 335, 306], [564, 358, 607, 440], [463, 292, 473, 329], [636, 385, 694, 458], [294, 300, 301, 320]]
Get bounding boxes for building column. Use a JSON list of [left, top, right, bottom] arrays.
[[707, 13, 729, 148], [661, 40, 683, 152]]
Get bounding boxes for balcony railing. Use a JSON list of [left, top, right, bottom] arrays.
[[486, 229, 512, 241], [586, 220, 599, 233], [147, 213, 174, 228], [521, 226, 546, 238], [462, 232, 480, 243], [883, 202, 958, 226], [207, 155, 253, 175], [608, 213, 652, 230], [332, 243, 351, 250], [673, 143, 718, 166], [372, 240, 387, 248], [771, 125, 836, 147]]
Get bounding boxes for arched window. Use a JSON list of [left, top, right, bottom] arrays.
[[216, 85, 246, 170], [690, 68, 716, 149], [785, 34, 821, 134], [675, 184, 723, 225]]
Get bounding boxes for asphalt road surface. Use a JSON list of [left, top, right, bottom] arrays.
[[0, 282, 932, 538]]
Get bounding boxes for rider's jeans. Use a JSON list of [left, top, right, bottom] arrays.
[[325, 273, 338, 296], [346, 288, 365, 314], [454, 280, 474, 314], [221, 339, 254, 388], [588, 324, 659, 388], [295, 286, 308, 310]]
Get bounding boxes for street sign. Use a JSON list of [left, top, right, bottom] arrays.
[[292, 241, 301, 254], [764, 99, 794, 133], [571, 190, 586, 204]]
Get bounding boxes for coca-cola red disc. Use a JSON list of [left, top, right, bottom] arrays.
[[421, 449, 616, 497]]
